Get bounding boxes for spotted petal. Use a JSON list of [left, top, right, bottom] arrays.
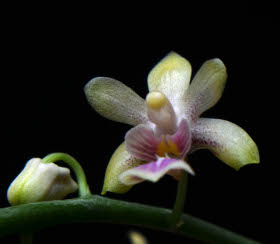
[[119, 157, 194, 185], [148, 52, 192, 108], [191, 118, 260, 170], [84, 77, 148, 126], [102, 142, 143, 194], [183, 59, 227, 124]]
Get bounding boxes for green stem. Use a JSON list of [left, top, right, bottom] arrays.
[[0, 195, 260, 244], [171, 171, 188, 228], [42, 153, 91, 197]]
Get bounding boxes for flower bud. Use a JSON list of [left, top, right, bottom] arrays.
[[7, 158, 78, 205]]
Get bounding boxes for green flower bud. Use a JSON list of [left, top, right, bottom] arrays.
[[7, 158, 78, 205]]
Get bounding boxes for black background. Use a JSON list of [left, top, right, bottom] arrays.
[[1, 4, 275, 244]]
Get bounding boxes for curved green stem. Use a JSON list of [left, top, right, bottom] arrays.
[[171, 171, 188, 228], [42, 153, 91, 197], [0, 195, 260, 244]]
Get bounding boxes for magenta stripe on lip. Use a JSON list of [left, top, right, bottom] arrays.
[[119, 157, 194, 185]]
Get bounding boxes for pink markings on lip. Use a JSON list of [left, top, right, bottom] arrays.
[[119, 157, 194, 185], [125, 124, 161, 161], [125, 119, 192, 162], [166, 119, 192, 158]]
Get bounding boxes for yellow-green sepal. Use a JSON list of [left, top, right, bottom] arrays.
[[102, 142, 143, 194], [84, 77, 148, 126], [184, 58, 227, 123], [148, 52, 192, 107]]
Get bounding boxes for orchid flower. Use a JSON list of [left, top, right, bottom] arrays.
[[84, 52, 260, 194]]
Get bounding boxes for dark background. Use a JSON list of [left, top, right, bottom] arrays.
[[1, 5, 274, 244]]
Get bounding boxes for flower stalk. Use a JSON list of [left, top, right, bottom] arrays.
[[0, 195, 260, 244], [171, 171, 188, 229], [42, 153, 91, 197]]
